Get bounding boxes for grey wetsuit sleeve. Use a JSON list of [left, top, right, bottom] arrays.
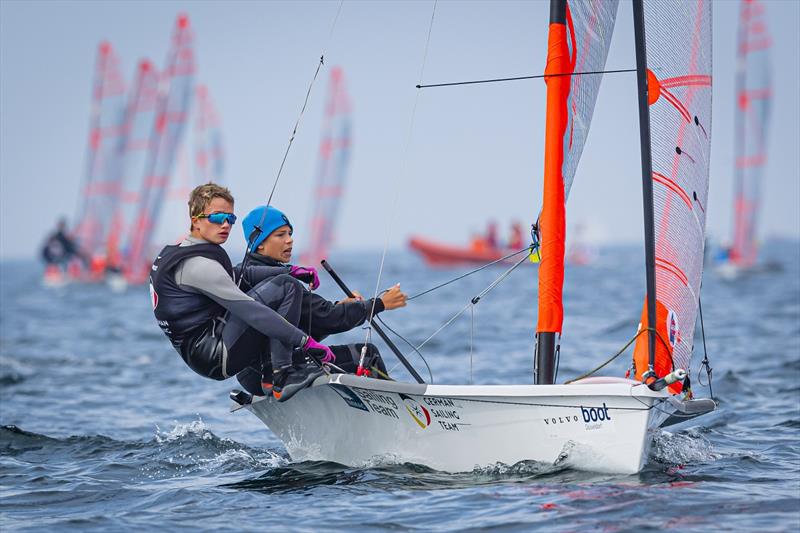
[[175, 256, 306, 347]]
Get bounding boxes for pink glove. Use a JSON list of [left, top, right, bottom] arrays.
[[304, 336, 335, 363], [289, 265, 320, 290]]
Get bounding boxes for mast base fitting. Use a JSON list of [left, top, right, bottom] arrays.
[[648, 368, 687, 391]]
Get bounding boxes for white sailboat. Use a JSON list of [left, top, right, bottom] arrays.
[[233, 0, 716, 474]]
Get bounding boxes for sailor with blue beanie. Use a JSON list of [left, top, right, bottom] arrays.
[[233, 204, 409, 398], [242, 206, 293, 252]]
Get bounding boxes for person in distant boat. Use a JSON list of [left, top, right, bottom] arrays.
[[486, 220, 499, 249], [470, 233, 488, 253], [234, 205, 408, 395], [508, 221, 524, 250], [149, 183, 331, 403], [41, 218, 85, 270]]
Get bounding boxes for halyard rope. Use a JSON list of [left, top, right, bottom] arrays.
[[365, 0, 438, 349]]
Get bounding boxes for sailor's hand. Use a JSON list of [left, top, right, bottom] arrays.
[[380, 284, 407, 310], [289, 265, 320, 290], [337, 290, 364, 304], [303, 336, 335, 363]]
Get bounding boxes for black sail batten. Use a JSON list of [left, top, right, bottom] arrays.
[[631, 0, 657, 376]]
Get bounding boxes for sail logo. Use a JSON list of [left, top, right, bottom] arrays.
[[666, 309, 680, 347], [149, 283, 159, 310], [400, 393, 430, 429]]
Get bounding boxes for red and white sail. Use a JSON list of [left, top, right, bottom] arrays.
[[73, 41, 127, 274], [633, 0, 713, 389], [106, 59, 160, 270], [537, 0, 618, 373], [124, 14, 196, 284], [730, 0, 771, 268], [194, 84, 225, 185], [300, 66, 352, 265]]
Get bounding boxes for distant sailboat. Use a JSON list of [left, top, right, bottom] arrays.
[[124, 14, 196, 284], [235, 0, 716, 475], [717, 0, 773, 279], [107, 58, 160, 283], [565, 223, 596, 266], [300, 66, 352, 266], [72, 41, 127, 281]]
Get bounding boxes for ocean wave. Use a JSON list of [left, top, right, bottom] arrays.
[[650, 427, 719, 465], [142, 417, 286, 479]]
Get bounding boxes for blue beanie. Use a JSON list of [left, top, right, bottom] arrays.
[[242, 206, 293, 252]]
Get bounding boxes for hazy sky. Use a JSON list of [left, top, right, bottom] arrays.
[[1, 0, 798, 260]]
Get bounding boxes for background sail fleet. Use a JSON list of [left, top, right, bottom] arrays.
[[0, 2, 798, 530]]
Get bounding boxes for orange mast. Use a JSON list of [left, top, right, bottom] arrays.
[[535, 0, 572, 384]]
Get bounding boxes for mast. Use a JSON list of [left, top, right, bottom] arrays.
[[535, 0, 570, 384], [125, 14, 195, 284], [534, 0, 619, 384], [632, 0, 657, 377]]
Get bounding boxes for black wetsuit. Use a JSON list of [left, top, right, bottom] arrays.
[[150, 237, 308, 380], [41, 230, 81, 267], [232, 253, 389, 391], [236, 253, 387, 339]]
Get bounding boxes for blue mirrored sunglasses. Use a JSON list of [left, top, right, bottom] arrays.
[[197, 212, 237, 225]]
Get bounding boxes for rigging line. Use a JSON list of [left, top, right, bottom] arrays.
[[469, 304, 474, 385], [397, 251, 529, 363], [265, 0, 344, 212], [564, 327, 670, 384], [237, 0, 344, 287], [416, 68, 637, 89], [448, 396, 653, 411], [630, 395, 700, 419], [375, 315, 434, 383], [470, 251, 529, 304], [696, 296, 713, 397], [407, 245, 532, 301], [364, 0, 438, 348]]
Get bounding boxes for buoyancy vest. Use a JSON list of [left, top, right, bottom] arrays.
[[150, 243, 233, 359]]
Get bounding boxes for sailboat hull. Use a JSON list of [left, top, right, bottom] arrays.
[[242, 374, 670, 475]]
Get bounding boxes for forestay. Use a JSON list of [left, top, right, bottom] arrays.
[[731, 0, 772, 268], [633, 0, 712, 388]]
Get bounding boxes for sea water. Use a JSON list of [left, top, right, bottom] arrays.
[[1, 241, 798, 531]]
